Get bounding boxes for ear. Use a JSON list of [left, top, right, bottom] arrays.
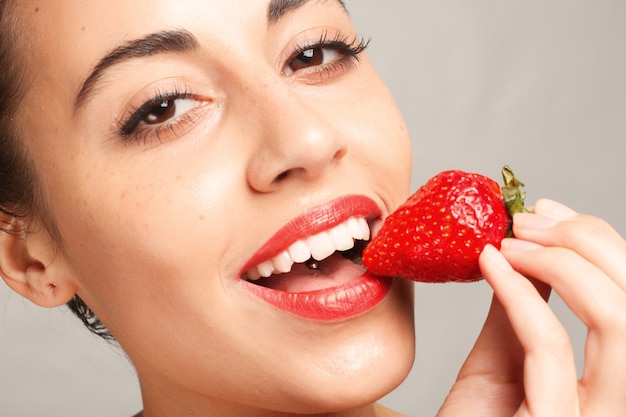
[[0, 218, 78, 308]]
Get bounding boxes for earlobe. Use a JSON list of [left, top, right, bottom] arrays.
[[0, 219, 78, 308]]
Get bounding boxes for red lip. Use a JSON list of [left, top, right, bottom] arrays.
[[240, 195, 382, 273], [239, 195, 390, 321], [241, 273, 393, 321]]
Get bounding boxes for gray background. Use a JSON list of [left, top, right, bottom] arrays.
[[1, 1, 625, 416]]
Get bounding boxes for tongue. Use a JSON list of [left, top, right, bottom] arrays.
[[255, 253, 366, 293]]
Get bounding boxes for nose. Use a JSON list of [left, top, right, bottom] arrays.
[[245, 81, 348, 193]]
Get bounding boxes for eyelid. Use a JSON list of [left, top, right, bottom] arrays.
[[280, 27, 370, 78], [117, 89, 195, 135], [115, 82, 214, 144], [129, 108, 206, 144]]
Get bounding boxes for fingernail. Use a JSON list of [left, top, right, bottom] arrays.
[[500, 238, 541, 252], [514, 212, 559, 230], [535, 199, 577, 220], [481, 244, 513, 271]]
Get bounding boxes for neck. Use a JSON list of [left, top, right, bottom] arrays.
[[135, 404, 405, 417], [136, 377, 406, 417], [127, 346, 409, 417]]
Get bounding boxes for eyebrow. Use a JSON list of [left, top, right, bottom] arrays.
[[74, 30, 199, 109], [268, 0, 346, 24], [74, 1, 347, 109]]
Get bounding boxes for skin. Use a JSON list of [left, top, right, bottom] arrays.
[[1, 0, 415, 416], [439, 199, 626, 417], [2, 1, 626, 417]]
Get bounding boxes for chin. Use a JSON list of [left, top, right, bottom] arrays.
[[278, 351, 414, 415], [264, 279, 416, 414]]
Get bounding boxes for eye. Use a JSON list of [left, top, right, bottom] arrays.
[[284, 46, 342, 75], [139, 97, 199, 127], [282, 32, 369, 78], [117, 89, 211, 144], [125, 95, 202, 132]]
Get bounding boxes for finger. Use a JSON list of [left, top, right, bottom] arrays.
[[460, 295, 524, 375], [581, 329, 626, 417], [501, 239, 626, 413], [479, 245, 579, 416], [501, 238, 626, 333], [513, 199, 626, 293], [444, 297, 524, 417]]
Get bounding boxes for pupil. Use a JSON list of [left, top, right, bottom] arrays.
[[295, 47, 323, 67], [300, 48, 315, 63], [146, 100, 175, 124], [287, 46, 330, 73]]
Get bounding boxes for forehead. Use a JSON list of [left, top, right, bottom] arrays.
[[19, 0, 346, 82], [16, 0, 348, 119], [268, 0, 346, 23]]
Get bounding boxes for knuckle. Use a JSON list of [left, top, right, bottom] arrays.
[[599, 299, 626, 333], [533, 323, 572, 356], [587, 292, 626, 335], [559, 214, 610, 243]]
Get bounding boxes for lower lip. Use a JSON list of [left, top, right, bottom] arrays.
[[240, 273, 393, 321]]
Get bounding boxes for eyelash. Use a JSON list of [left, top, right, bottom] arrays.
[[116, 86, 204, 143], [285, 32, 370, 77], [116, 32, 370, 143]]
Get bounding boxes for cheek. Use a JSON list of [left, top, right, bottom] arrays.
[[46, 151, 245, 329], [347, 78, 413, 201]]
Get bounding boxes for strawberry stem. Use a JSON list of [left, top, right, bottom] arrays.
[[501, 165, 528, 217]]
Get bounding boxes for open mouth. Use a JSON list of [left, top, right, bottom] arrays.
[[241, 216, 372, 292], [238, 195, 392, 320]]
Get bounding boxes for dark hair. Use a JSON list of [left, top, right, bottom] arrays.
[[0, 1, 114, 342]]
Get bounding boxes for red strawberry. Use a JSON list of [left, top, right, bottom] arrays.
[[363, 166, 526, 283]]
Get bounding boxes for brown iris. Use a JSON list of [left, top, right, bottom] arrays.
[[144, 100, 177, 125], [288, 47, 326, 72]]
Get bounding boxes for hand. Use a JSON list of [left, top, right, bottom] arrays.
[[437, 199, 626, 416]]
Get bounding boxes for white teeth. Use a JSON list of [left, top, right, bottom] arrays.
[[288, 240, 311, 263], [307, 232, 336, 261], [359, 218, 370, 240], [329, 223, 354, 251], [246, 267, 262, 280], [257, 261, 274, 278], [244, 216, 372, 281], [346, 217, 362, 239], [347, 217, 370, 241], [272, 251, 294, 274]]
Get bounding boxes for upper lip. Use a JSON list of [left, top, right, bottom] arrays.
[[239, 195, 383, 277]]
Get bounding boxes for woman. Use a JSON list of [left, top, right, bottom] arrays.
[[1, 0, 625, 416]]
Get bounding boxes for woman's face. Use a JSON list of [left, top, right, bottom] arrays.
[[17, 0, 414, 414]]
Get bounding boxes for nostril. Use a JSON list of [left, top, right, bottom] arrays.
[[333, 148, 347, 161], [272, 169, 291, 185], [271, 147, 346, 186]]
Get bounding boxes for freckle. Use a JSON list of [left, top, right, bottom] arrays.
[[35, 7, 39, 12], [198, 215, 205, 221], [81, 26, 86, 31]]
